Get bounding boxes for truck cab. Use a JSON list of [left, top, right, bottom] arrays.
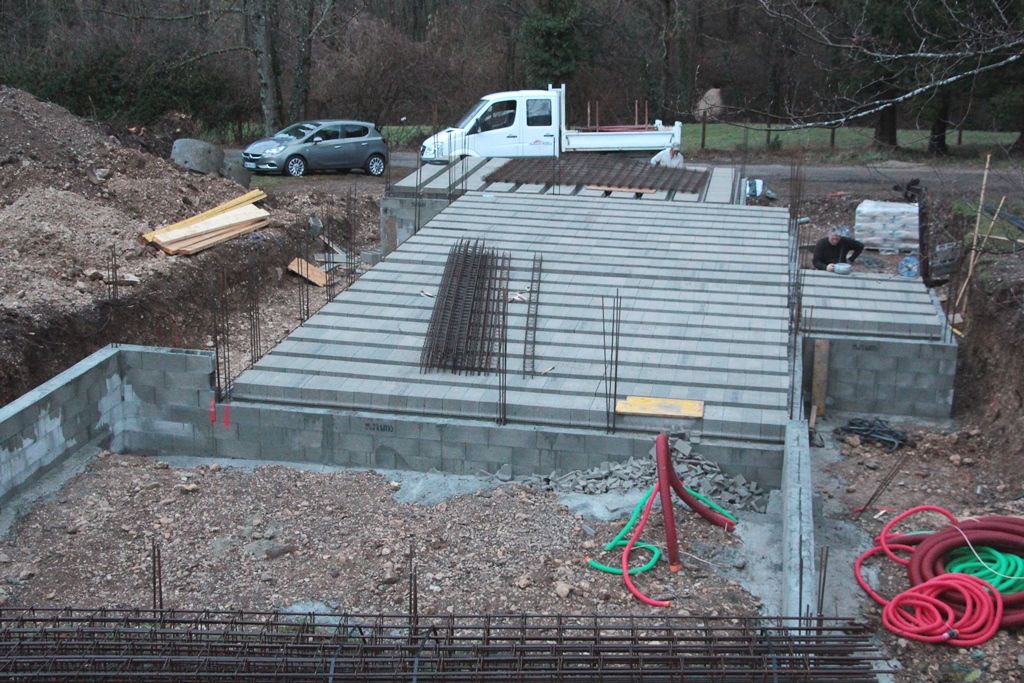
[[421, 90, 559, 162]]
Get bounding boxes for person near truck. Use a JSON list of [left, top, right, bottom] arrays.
[[650, 142, 684, 169], [813, 228, 864, 272]]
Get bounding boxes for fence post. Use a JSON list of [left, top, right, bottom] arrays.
[[957, 127, 963, 146], [766, 121, 772, 148], [829, 126, 836, 150], [701, 114, 707, 150]]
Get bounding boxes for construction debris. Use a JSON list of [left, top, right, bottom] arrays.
[[520, 441, 767, 513], [143, 190, 269, 255]]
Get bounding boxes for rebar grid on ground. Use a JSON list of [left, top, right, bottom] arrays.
[[522, 254, 543, 377], [0, 608, 889, 681], [484, 156, 708, 195], [421, 239, 511, 374]]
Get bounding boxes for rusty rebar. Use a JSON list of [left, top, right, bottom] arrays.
[[0, 608, 890, 681]]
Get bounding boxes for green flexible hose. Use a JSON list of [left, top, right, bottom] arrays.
[[946, 546, 1024, 594], [684, 487, 738, 523], [587, 485, 662, 575], [585, 483, 738, 576]]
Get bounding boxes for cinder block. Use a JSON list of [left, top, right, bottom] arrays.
[[215, 438, 263, 460], [476, 445, 513, 465], [488, 426, 536, 449], [556, 449, 591, 472], [155, 386, 203, 408], [164, 370, 214, 390]]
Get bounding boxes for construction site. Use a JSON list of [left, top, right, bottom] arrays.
[[2, 85, 1024, 681]]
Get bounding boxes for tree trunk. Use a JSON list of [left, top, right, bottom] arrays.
[[287, 0, 320, 123], [928, 90, 951, 155], [251, 0, 282, 135], [659, 0, 674, 120], [874, 104, 898, 149]]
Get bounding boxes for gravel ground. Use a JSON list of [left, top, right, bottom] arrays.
[[1, 453, 760, 620]]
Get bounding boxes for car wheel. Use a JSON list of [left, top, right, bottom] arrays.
[[365, 154, 386, 177], [285, 155, 307, 177]]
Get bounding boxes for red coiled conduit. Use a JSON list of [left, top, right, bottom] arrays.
[[855, 505, 1024, 646]]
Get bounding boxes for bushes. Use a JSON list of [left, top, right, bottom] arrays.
[[1, 44, 251, 130]]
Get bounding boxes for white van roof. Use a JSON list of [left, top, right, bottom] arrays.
[[483, 89, 553, 100]]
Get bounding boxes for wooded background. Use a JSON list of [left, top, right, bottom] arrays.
[[0, 0, 1021, 153]]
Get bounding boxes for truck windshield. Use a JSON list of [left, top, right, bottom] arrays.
[[454, 100, 488, 129]]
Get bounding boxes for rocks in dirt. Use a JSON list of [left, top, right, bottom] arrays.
[[243, 540, 295, 561], [520, 441, 767, 513], [84, 268, 104, 281], [554, 581, 572, 599], [171, 138, 225, 175], [515, 575, 531, 589]]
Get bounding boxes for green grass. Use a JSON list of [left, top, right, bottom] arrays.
[[684, 122, 1018, 159], [380, 124, 435, 149], [953, 199, 1024, 250]]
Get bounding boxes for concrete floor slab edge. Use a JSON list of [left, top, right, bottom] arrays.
[[782, 419, 816, 617]]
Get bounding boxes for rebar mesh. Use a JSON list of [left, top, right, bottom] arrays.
[[420, 239, 511, 374], [0, 609, 889, 681], [485, 156, 708, 194]]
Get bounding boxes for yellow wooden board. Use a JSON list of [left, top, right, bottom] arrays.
[[142, 189, 266, 242], [615, 396, 704, 418], [288, 257, 328, 287]]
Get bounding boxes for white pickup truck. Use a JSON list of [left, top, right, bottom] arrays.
[[420, 85, 682, 163]]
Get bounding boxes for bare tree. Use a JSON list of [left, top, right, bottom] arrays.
[[757, 0, 1024, 143]]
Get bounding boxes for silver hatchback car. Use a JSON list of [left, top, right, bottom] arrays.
[[242, 119, 389, 177]]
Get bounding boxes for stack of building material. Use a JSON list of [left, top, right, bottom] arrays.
[[142, 190, 269, 255], [854, 200, 919, 251]]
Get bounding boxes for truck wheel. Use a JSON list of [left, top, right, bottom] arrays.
[[285, 156, 307, 177], [365, 154, 386, 177]]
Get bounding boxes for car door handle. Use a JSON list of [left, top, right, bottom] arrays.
[[361, 142, 368, 145], [543, 133, 555, 137], [506, 135, 518, 138]]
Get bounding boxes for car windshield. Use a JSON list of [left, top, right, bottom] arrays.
[[454, 100, 488, 129], [275, 123, 318, 140]]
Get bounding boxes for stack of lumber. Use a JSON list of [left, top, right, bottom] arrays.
[[143, 190, 270, 255]]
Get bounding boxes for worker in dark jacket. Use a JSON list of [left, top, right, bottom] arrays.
[[813, 229, 864, 272]]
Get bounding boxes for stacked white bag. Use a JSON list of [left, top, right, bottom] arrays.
[[854, 200, 919, 251]]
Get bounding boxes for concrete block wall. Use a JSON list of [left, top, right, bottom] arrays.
[[114, 346, 218, 456], [379, 196, 450, 255], [0, 347, 122, 503], [805, 334, 956, 418], [2, 345, 787, 497]]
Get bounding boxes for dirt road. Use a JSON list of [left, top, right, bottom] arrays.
[[248, 151, 1019, 201]]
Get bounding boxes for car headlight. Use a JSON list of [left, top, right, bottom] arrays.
[[263, 145, 286, 156]]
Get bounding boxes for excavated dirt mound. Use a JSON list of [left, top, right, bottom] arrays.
[[0, 87, 333, 404]]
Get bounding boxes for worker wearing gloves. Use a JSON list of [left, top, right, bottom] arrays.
[[650, 142, 684, 169], [813, 228, 864, 272]]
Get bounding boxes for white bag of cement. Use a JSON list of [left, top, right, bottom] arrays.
[[854, 200, 919, 251]]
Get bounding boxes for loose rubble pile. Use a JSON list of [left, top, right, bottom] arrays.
[[520, 439, 767, 513]]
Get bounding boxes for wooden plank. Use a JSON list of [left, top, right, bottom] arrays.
[[812, 339, 830, 418], [153, 205, 270, 246], [142, 189, 266, 242], [288, 257, 328, 287], [169, 219, 269, 255], [615, 396, 705, 418]]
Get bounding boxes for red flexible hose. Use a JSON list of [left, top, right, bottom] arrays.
[[655, 435, 682, 570], [621, 480, 671, 608], [855, 505, 1022, 645], [656, 434, 737, 533], [882, 574, 1003, 647]]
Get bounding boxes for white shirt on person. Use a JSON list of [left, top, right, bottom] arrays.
[[650, 147, 684, 168]]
